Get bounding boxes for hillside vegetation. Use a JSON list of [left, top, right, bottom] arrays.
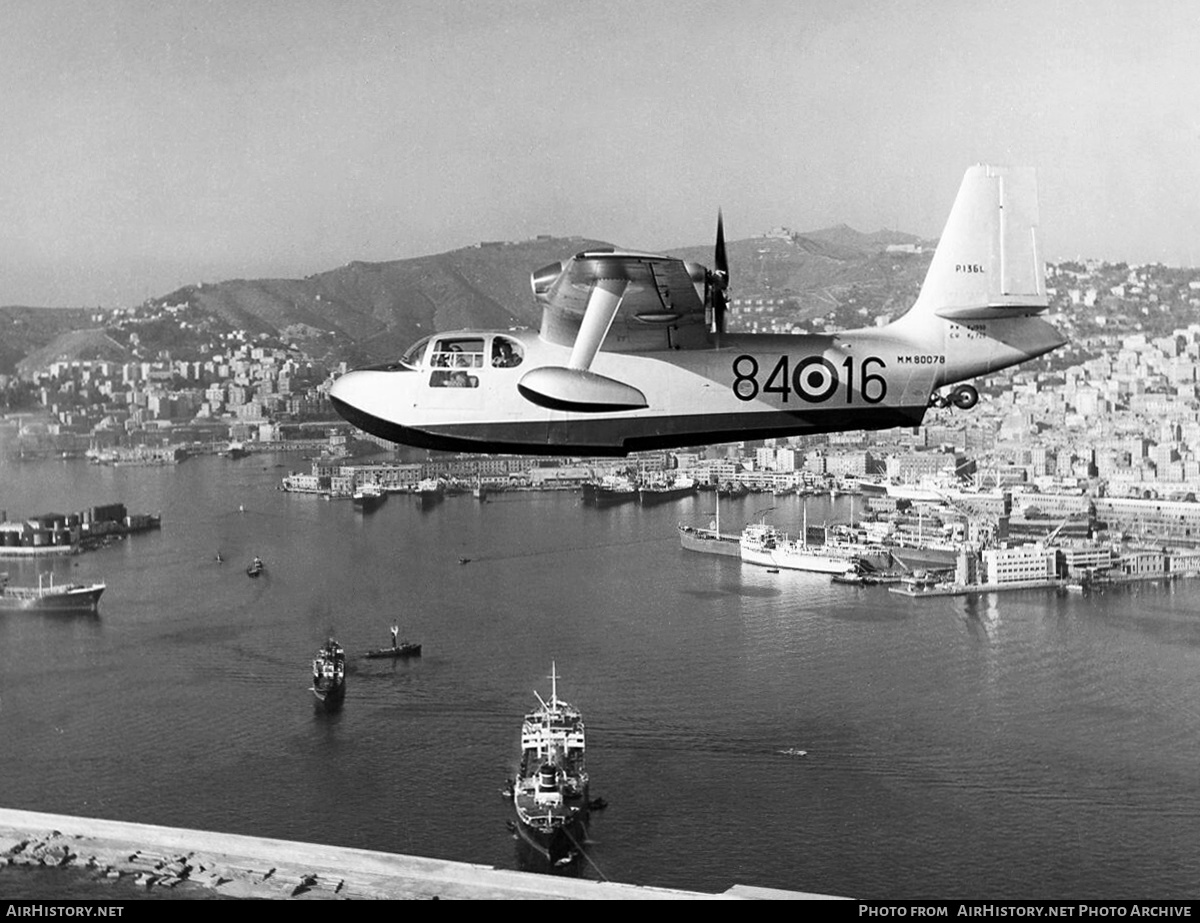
[[3, 225, 933, 371]]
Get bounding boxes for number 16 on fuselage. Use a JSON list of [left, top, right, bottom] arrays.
[[329, 165, 1066, 456]]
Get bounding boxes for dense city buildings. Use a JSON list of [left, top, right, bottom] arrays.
[[6, 258, 1200, 544]]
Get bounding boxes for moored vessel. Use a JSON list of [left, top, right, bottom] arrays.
[[582, 475, 636, 507], [734, 523, 888, 571], [311, 638, 346, 703], [416, 478, 445, 507], [638, 475, 698, 506], [0, 573, 105, 613], [678, 500, 740, 557], [512, 663, 589, 866], [352, 482, 387, 512], [678, 523, 742, 556]]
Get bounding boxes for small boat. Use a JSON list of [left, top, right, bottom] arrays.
[[363, 642, 422, 659], [311, 638, 346, 703], [215, 551, 224, 564], [246, 556, 265, 578]]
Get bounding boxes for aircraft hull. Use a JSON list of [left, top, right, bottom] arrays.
[[330, 393, 926, 456]]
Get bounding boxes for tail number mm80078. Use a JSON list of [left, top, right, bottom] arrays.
[[732, 355, 887, 404]]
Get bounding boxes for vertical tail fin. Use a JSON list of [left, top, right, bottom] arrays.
[[902, 165, 1048, 323]]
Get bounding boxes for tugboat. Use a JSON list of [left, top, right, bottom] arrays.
[[511, 663, 589, 866], [246, 555, 265, 578], [311, 638, 346, 703], [364, 625, 422, 659]]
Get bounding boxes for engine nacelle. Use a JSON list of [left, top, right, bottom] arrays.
[[531, 261, 564, 300]]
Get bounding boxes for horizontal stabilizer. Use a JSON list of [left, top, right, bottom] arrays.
[[935, 301, 1051, 320], [517, 367, 648, 413]]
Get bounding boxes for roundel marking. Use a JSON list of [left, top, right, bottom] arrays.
[[792, 356, 839, 403]]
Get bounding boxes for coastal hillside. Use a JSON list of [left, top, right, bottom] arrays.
[[668, 225, 932, 329], [0, 307, 97, 377], [153, 235, 611, 365], [2, 223, 936, 372]]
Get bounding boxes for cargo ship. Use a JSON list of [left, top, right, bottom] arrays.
[[638, 475, 697, 506], [511, 663, 589, 866], [739, 517, 891, 575], [678, 502, 741, 557], [740, 522, 861, 574], [581, 475, 636, 507], [0, 573, 105, 613], [352, 482, 387, 512], [416, 478, 445, 508], [311, 639, 346, 704], [678, 523, 742, 556]]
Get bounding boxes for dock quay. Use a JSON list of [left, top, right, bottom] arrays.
[[0, 807, 833, 900], [0, 504, 159, 557]]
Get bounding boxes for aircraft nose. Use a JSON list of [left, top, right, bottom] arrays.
[[330, 368, 419, 444], [329, 369, 398, 429], [329, 369, 368, 409]]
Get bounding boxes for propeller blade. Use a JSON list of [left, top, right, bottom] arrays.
[[715, 210, 728, 279], [710, 211, 729, 334]]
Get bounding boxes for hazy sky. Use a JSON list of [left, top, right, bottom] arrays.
[[3, 0, 1199, 306]]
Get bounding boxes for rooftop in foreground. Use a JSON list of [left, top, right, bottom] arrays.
[[0, 807, 840, 900]]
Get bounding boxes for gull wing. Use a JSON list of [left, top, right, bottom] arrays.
[[535, 251, 709, 354]]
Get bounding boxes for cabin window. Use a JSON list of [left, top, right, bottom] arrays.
[[491, 336, 523, 368], [430, 338, 485, 369], [430, 369, 479, 389]]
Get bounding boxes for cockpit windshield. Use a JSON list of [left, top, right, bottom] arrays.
[[399, 336, 433, 370], [397, 333, 524, 378], [430, 337, 486, 368]]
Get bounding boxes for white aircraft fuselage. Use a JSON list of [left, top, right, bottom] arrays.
[[330, 165, 1067, 456]]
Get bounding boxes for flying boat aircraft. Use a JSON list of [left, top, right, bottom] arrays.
[[330, 165, 1066, 456]]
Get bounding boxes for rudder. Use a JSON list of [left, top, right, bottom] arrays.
[[900, 165, 1048, 324]]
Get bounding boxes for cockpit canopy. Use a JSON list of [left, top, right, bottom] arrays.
[[398, 333, 525, 377]]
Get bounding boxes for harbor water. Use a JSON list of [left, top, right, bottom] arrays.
[[1, 455, 1199, 899]]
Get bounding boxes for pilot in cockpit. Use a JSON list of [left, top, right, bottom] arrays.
[[492, 338, 522, 368]]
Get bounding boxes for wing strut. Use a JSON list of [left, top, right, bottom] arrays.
[[517, 278, 649, 414], [569, 278, 627, 371]]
